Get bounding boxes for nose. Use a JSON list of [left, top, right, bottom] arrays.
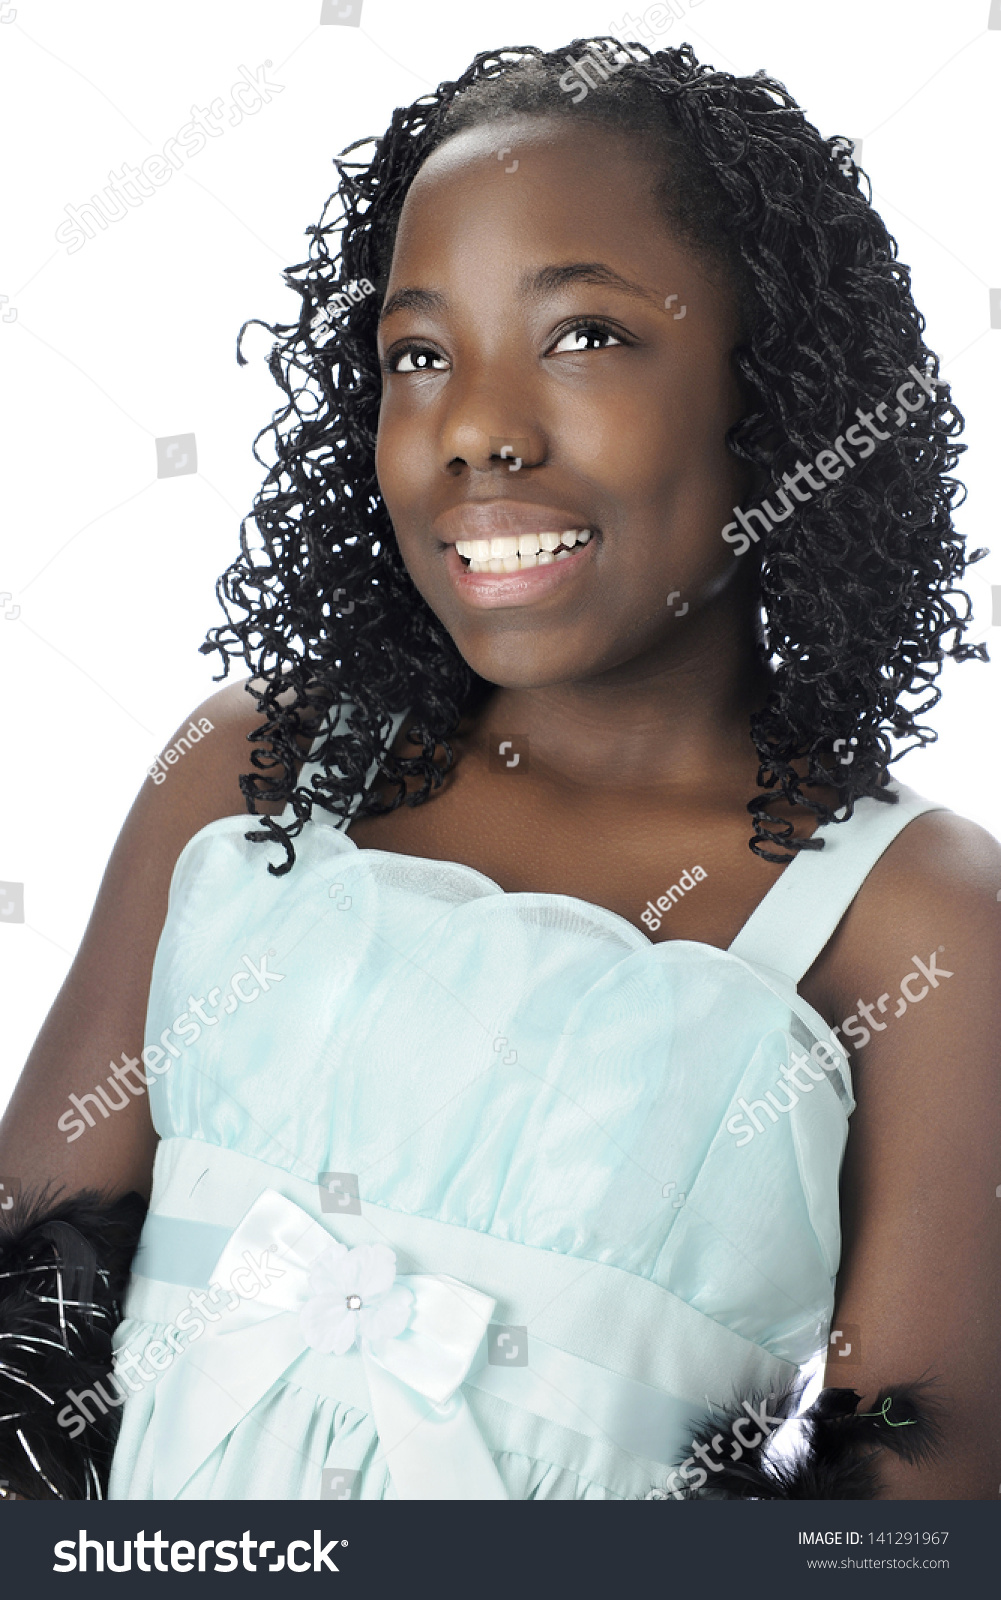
[[439, 365, 547, 477]]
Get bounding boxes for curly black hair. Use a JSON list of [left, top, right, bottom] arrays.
[[201, 37, 984, 875]]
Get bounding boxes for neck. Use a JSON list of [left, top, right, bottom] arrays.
[[471, 581, 769, 797]]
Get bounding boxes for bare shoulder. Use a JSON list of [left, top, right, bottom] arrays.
[[0, 674, 305, 1202], [808, 803, 1001, 1024], [852, 804, 1001, 907], [103, 671, 307, 902], [149, 671, 310, 824]]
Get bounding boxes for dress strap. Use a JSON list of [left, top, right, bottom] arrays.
[[296, 702, 409, 829], [727, 781, 948, 985]]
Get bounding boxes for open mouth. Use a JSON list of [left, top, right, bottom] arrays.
[[454, 529, 593, 572]]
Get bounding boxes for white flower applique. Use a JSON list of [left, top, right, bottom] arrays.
[[299, 1240, 414, 1356]]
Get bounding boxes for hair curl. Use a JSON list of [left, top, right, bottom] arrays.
[[201, 37, 984, 874]]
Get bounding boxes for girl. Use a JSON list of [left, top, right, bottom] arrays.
[[1, 39, 998, 1502]]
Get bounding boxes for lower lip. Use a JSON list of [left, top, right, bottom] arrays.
[[443, 540, 596, 607]]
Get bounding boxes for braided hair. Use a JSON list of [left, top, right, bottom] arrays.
[[201, 38, 983, 874]]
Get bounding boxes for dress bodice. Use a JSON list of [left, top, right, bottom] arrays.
[[108, 710, 944, 1500]]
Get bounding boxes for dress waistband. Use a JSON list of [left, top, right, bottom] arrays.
[[124, 1137, 802, 1497]]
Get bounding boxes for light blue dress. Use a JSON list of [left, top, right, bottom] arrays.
[[107, 708, 944, 1500]]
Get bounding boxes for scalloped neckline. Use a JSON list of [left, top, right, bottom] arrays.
[[298, 719, 810, 965], [168, 805, 851, 1101], [324, 825, 855, 1101], [333, 813, 767, 963], [325, 823, 855, 1096]]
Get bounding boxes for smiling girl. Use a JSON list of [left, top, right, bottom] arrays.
[[1, 39, 998, 1503]]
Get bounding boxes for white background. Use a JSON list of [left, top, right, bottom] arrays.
[[1, 0, 999, 1111]]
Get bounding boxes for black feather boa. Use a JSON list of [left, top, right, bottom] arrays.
[[649, 1380, 946, 1499], [0, 1187, 146, 1499]]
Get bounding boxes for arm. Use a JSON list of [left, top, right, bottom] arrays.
[[670, 808, 1001, 1502], [819, 809, 1001, 1499], [0, 673, 299, 1497], [0, 674, 289, 1199]]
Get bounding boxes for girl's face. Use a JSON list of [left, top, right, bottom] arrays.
[[375, 115, 754, 690]]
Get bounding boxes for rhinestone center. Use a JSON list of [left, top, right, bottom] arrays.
[[345, 1293, 363, 1311]]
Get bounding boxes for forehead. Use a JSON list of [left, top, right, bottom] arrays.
[[386, 116, 734, 326], [392, 117, 673, 264]]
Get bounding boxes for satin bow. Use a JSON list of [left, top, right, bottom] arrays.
[[146, 1189, 509, 1499]]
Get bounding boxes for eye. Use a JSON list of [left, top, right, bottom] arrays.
[[385, 344, 449, 374], [547, 320, 625, 355]]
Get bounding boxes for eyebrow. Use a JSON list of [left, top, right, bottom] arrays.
[[379, 286, 447, 322], [524, 262, 662, 305], [378, 261, 663, 324]]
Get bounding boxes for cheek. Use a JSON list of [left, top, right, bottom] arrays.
[[376, 382, 436, 482], [560, 371, 734, 501], [374, 413, 410, 514], [374, 422, 434, 574]]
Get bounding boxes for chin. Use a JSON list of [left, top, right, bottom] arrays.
[[455, 641, 592, 693]]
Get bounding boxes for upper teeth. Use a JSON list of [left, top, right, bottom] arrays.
[[455, 530, 591, 560]]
